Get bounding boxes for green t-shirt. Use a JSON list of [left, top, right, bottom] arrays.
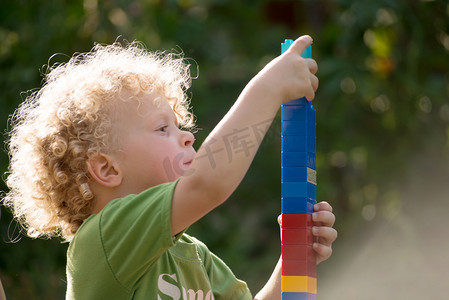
[[66, 181, 252, 299]]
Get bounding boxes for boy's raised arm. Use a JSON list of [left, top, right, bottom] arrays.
[[171, 36, 318, 236]]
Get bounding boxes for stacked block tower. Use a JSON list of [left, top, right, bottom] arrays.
[[280, 39, 317, 300]]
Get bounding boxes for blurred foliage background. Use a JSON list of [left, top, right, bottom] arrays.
[[1, 0, 448, 299]]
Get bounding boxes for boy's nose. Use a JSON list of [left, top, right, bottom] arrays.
[[181, 130, 195, 147]]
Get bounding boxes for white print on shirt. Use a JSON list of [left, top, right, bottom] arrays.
[[157, 273, 214, 300]]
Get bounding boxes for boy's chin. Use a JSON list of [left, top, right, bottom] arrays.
[[177, 167, 194, 179]]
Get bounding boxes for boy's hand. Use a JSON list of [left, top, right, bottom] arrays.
[[312, 201, 337, 264], [254, 35, 319, 103]]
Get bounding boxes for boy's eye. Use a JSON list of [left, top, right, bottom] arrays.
[[158, 126, 168, 132]]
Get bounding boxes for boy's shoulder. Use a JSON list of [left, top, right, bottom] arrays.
[[101, 179, 180, 219], [70, 180, 180, 247]]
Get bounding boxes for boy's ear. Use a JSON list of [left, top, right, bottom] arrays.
[[87, 153, 122, 187]]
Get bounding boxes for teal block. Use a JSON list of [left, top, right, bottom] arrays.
[[281, 39, 294, 54], [302, 45, 312, 59], [281, 39, 312, 59]]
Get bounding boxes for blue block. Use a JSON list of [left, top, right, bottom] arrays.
[[281, 182, 316, 199], [307, 105, 316, 126], [282, 136, 315, 153], [307, 134, 316, 154], [281, 152, 316, 169], [282, 167, 316, 185], [282, 135, 305, 152], [282, 105, 307, 121], [282, 167, 308, 182], [281, 197, 316, 214], [282, 105, 314, 127], [282, 121, 307, 136], [282, 292, 316, 300], [283, 97, 308, 107], [307, 111, 316, 136]]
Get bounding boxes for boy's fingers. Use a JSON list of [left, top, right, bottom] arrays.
[[304, 87, 315, 102], [311, 74, 319, 92], [313, 242, 333, 263], [308, 59, 318, 75], [312, 210, 335, 227], [314, 201, 333, 212], [305, 66, 318, 102], [312, 226, 338, 244], [288, 35, 313, 55]]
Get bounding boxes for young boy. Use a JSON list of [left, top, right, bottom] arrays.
[[4, 35, 337, 299]]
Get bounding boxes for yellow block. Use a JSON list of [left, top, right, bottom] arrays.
[[281, 276, 317, 294]]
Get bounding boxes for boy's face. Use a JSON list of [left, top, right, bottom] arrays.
[[113, 92, 196, 194]]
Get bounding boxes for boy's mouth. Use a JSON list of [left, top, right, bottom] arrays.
[[183, 152, 196, 168]]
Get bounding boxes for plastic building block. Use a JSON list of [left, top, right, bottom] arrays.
[[282, 244, 314, 261], [281, 182, 316, 199], [281, 228, 313, 245], [281, 39, 294, 54], [281, 293, 316, 300], [281, 152, 316, 169], [281, 107, 315, 133], [281, 39, 312, 60], [282, 167, 316, 185], [280, 213, 313, 228], [282, 259, 316, 277], [282, 98, 308, 106], [281, 135, 316, 153], [282, 167, 308, 182], [281, 197, 316, 214], [281, 276, 317, 293], [282, 104, 306, 120], [302, 44, 312, 59], [280, 102, 314, 125], [282, 121, 307, 136]]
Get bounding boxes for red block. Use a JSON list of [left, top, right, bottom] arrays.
[[282, 244, 314, 261], [282, 228, 314, 245], [281, 213, 313, 229], [280, 214, 316, 278], [282, 259, 317, 277]]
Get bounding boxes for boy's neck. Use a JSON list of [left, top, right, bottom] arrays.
[[91, 194, 111, 214], [90, 182, 123, 214]]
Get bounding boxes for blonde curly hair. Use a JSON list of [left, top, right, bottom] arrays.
[[3, 41, 194, 242]]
